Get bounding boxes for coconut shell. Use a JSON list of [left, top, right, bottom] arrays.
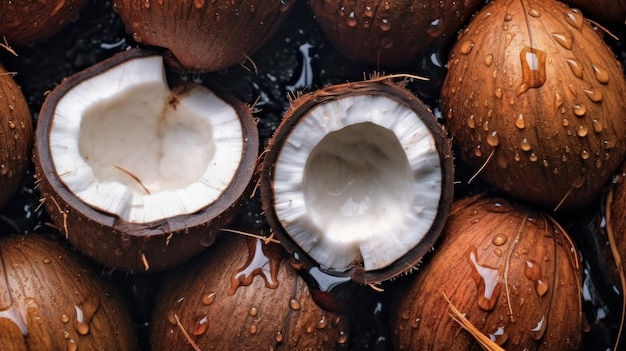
[[441, 0, 626, 210], [0, 0, 88, 46], [34, 49, 259, 272], [0, 234, 136, 350], [0, 64, 33, 208], [150, 232, 349, 351], [390, 194, 583, 351], [308, 0, 484, 66], [113, 0, 295, 72]]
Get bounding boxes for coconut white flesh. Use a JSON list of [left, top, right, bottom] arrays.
[[49, 56, 244, 223], [274, 95, 442, 271]]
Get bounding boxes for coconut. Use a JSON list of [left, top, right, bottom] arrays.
[[0, 63, 33, 208], [440, 0, 626, 210], [308, 0, 484, 66], [260, 79, 454, 284], [150, 231, 349, 350], [0, 234, 136, 350], [113, 0, 295, 72], [390, 194, 583, 350], [34, 48, 259, 271]]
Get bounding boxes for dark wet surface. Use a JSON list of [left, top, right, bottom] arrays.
[[1, 1, 625, 350]]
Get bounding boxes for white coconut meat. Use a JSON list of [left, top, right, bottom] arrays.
[[49, 56, 244, 223], [273, 95, 442, 271]]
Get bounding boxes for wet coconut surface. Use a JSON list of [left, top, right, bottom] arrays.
[[0, 0, 625, 350]]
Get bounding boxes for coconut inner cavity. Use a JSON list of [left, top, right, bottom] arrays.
[[303, 123, 413, 243], [49, 56, 244, 223]]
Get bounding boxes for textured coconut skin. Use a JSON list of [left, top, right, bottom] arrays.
[[308, 0, 483, 66], [260, 80, 455, 284], [150, 233, 349, 351], [113, 0, 295, 72], [0, 234, 136, 350], [390, 195, 583, 351], [34, 49, 259, 272], [0, 0, 88, 46], [562, 0, 626, 23], [440, 0, 626, 210], [0, 64, 33, 208]]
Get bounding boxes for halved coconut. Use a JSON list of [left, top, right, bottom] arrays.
[[261, 81, 454, 283], [34, 49, 259, 271]]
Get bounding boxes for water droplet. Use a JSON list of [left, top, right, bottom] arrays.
[[346, 12, 357, 27], [505, 33, 516, 48], [275, 331, 283, 343], [289, 297, 302, 310], [193, 315, 209, 336], [229, 239, 282, 295], [495, 87, 502, 99], [577, 125, 588, 137], [337, 331, 349, 344], [504, 14, 513, 22], [564, 9, 583, 30], [61, 313, 70, 323], [489, 326, 509, 345], [316, 315, 328, 329], [531, 315, 547, 340], [573, 104, 586, 117], [518, 46, 547, 94], [8, 120, 15, 129], [474, 146, 483, 157], [515, 114, 525, 129], [551, 32, 572, 49], [484, 54, 494, 66], [592, 64, 610, 84], [581, 150, 590, 160], [468, 248, 501, 311], [565, 59, 583, 78], [67, 338, 78, 351], [73, 294, 100, 336], [249, 306, 258, 317], [467, 115, 476, 129], [426, 18, 443, 37], [528, 9, 541, 17], [584, 89, 603, 102], [143, 0, 150, 8], [249, 322, 258, 335], [521, 138, 531, 151], [194, 0, 205, 8], [201, 292, 216, 305], [492, 234, 508, 246], [43, 257, 51, 264], [487, 131, 500, 147], [592, 119, 603, 133], [562, 118, 570, 127], [459, 40, 475, 55], [379, 18, 391, 31], [529, 153, 538, 162]]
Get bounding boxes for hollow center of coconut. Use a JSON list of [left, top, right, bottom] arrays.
[[49, 56, 244, 223], [273, 95, 442, 271]]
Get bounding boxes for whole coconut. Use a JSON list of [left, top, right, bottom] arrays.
[[0, 64, 33, 208], [150, 231, 349, 350], [441, 0, 626, 210], [0, 0, 88, 46], [308, 0, 484, 66], [0, 234, 136, 350], [113, 0, 295, 72], [390, 194, 583, 351]]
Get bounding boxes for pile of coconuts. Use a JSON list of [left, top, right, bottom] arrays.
[[0, 0, 626, 350]]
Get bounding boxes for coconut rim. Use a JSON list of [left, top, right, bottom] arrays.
[[261, 80, 454, 284], [35, 48, 259, 236]]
